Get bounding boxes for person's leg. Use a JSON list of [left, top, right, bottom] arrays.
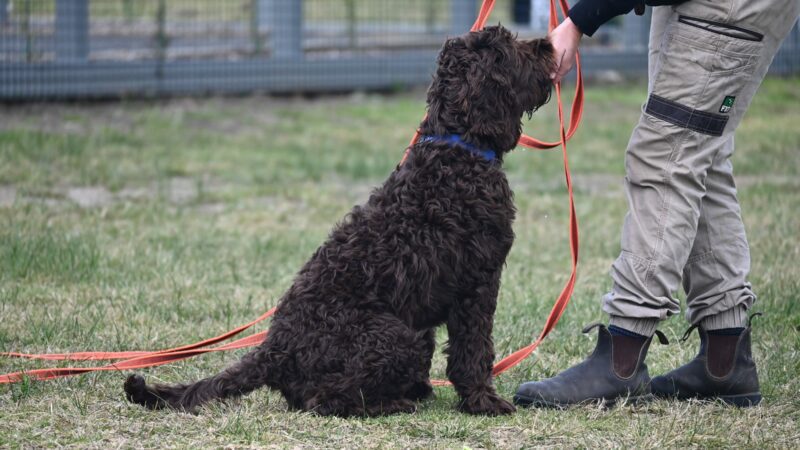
[[605, 0, 799, 335], [517, 0, 799, 408], [645, 136, 761, 406], [596, 3, 681, 337], [679, 0, 799, 328], [681, 136, 752, 330], [515, 6, 675, 408], [646, 5, 672, 91], [650, 0, 799, 406]]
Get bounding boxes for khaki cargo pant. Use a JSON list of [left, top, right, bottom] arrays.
[[604, 0, 800, 336]]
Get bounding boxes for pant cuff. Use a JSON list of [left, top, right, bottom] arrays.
[[700, 305, 748, 330], [608, 316, 659, 337]]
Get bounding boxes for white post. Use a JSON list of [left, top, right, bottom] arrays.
[[0, 0, 8, 24], [271, 0, 302, 59], [529, 0, 550, 33], [622, 7, 651, 51], [451, 0, 477, 35], [55, 0, 89, 61]]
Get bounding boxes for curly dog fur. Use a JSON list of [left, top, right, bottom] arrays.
[[125, 25, 555, 417]]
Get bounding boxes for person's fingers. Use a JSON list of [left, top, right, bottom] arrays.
[[548, 17, 582, 84], [557, 65, 570, 83], [555, 63, 570, 84], [550, 49, 566, 80], [549, 48, 560, 79], [557, 62, 570, 83], [553, 50, 571, 84]]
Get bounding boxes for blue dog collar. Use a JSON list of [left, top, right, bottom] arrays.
[[418, 135, 497, 162]]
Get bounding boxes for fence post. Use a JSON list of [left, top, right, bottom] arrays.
[[0, 0, 8, 24], [270, 0, 302, 59], [785, 21, 799, 73], [451, 0, 477, 35], [622, 7, 651, 52], [55, 0, 89, 61], [257, 0, 271, 32]]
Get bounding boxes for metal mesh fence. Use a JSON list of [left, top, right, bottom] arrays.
[[0, 0, 797, 100], [0, 0, 470, 63]]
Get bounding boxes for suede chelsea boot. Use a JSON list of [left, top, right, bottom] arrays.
[[514, 323, 668, 408], [651, 318, 762, 407]]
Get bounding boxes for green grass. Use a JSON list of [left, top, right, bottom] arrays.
[[1, 78, 799, 448]]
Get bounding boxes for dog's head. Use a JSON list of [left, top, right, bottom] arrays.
[[421, 25, 555, 153]]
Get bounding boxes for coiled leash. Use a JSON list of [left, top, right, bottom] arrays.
[[1, 0, 583, 385]]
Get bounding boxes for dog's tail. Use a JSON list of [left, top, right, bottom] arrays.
[[124, 349, 269, 412]]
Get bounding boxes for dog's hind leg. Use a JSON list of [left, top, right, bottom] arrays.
[[300, 314, 432, 417]]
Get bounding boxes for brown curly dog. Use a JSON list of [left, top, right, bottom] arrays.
[[125, 25, 555, 417]]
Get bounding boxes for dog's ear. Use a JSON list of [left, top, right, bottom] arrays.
[[425, 35, 473, 138], [516, 38, 555, 116], [462, 26, 526, 149], [523, 37, 555, 64]]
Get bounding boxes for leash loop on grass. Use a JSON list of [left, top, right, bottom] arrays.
[[0, 309, 275, 383], [0, 0, 581, 385]]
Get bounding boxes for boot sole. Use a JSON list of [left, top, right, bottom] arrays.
[[514, 393, 653, 409], [652, 391, 762, 407]]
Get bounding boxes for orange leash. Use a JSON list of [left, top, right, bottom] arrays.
[[0, 0, 582, 385], [2, 308, 276, 362], [0, 309, 275, 383]]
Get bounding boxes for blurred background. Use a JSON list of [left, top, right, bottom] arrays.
[[1, 0, 797, 100]]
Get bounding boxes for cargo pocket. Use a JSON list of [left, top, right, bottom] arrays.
[[645, 14, 763, 137]]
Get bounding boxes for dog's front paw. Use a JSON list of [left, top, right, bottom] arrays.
[[458, 387, 516, 416]]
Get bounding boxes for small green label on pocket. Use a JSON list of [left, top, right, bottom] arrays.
[[720, 96, 736, 113]]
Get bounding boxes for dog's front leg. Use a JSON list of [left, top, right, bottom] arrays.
[[445, 274, 515, 415]]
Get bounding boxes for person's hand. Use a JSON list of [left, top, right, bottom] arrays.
[[548, 17, 583, 84]]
